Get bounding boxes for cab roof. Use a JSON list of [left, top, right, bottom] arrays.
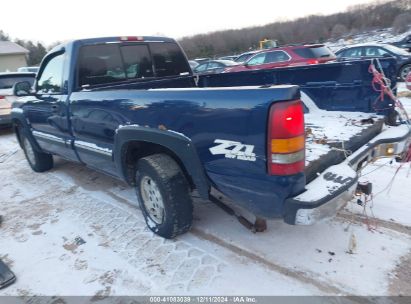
[[49, 36, 177, 53]]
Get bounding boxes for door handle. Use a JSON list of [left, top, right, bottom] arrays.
[[51, 105, 59, 113]]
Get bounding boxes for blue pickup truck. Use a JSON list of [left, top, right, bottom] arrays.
[[11, 36, 411, 238]]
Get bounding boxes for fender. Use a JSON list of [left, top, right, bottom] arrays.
[[114, 125, 210, 199], [10, 108, 43, 152]]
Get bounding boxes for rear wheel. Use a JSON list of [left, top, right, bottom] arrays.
[[135, 154, 193, 239], [21, 132, 53, 172], [399, 64, 411, 81]]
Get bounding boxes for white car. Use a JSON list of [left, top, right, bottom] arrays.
[[0, 72, 35, 127]]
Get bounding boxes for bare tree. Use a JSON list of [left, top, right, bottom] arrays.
[[0, 30, 9, 41], [331, 24, 348, 38], [392, 13, 411, 33], [179, 0, 410, 59]]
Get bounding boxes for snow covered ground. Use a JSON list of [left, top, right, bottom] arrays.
[[345, 82, 411, 229], [0, 133, 319, 297], [0, 87, 411, 297], [326, 27, 411, 51]]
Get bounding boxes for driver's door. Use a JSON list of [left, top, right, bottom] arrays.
[[24, 52, 77, 160]]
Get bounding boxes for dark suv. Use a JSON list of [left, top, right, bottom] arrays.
[[225, 44, 336, 73], [335, 43, 411, 80], [390, 34, 411, 52]]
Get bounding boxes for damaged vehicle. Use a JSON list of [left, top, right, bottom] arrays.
[[11, 36, 411, 238]]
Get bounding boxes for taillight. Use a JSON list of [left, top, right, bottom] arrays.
[[307, 59, 319, 65], [0, 95, 5, 100], [268, 100, 305, 175]]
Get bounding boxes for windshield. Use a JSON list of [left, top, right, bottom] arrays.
[[384, 44, 410, 56], [235, 53, 255, 63]]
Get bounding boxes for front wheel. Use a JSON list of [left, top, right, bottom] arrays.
[[399, 64, 411, 81], [135, 154, 193, 239], [21, 132, 53, 172]]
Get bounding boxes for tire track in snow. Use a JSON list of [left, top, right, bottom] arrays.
[[190, 228, 345, 295], [337, 212, 411, 236]]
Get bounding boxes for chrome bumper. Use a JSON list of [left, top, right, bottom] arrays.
[[284, 124, 411, 225]]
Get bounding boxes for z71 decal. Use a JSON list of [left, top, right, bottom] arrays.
[[209, 139, 256, 162], [323, 172, 354, 185]]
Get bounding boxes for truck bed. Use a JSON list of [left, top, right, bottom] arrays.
[[303, 93, 384, 182]]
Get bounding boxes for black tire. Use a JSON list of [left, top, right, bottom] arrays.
[[135, 154, 193, 239], [399, 64, 411, 81], [21, 132, 53, 172]]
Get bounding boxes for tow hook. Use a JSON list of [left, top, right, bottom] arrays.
[[210, 195, 267, 233], [356, 181, 373, 195], [254, 217, 267, 232]]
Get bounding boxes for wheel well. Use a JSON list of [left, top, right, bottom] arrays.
[[399, 63, 411, 75], [122, 140, 195, 190]]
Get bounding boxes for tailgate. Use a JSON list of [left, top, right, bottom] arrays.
[[302, 93, 385, 183]]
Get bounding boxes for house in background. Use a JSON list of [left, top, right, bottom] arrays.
[[0, 41, 28, 72]]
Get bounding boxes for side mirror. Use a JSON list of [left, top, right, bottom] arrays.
[[13, 81, 32, 96], [382, 53, 393, 58]]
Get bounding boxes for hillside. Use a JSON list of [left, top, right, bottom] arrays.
[[179, 0, 411, 58]]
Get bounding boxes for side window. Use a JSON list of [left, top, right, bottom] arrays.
[[342, 48, 362, 58], [149, 42, 191, 77], [247, 53, 266, 66], [78, 44, 125, 87], [364, 46, 388, 57], [194, 63, 208, 72], [376, 47, 390, 56], [37, 54, 64, 94], [265, 51, 290, 63], [120, 45, 154, 78], [87, 110, 110, 121], [364, 47, 376, 56], [208, 62, 221, 69]]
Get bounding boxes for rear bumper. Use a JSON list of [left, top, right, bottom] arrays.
[[284, 124, 411, 225]]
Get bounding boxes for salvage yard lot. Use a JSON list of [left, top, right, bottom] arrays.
[[0, 93, 411, 297]]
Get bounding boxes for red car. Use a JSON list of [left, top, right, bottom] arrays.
[[224, 44, 336, 73]]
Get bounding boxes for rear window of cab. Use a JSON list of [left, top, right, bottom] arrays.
[[77, 42, 191, 88]]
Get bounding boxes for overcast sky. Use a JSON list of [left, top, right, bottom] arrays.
[[2, 0, 376, 45]]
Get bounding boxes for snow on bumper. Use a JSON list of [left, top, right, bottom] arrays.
[[284, 124, 411, 225]]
